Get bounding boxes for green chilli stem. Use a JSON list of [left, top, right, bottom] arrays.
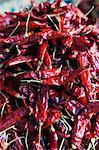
[[21, 79, 43, 84], [35, 60, 42, 72], [9, 21, 20, 37]]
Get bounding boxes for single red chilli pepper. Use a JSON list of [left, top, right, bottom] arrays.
[[72, 85, 88, 105], [88, 43, 99, 71], [88, 52, 99, 71], [82, 70, 92, 90], [38, 65, 62, 79], [19, 21, 46, 30], [83, 116, 91, 141], [6, 55, 34, 66], [77, 54, 92, 100], [65, 99, 85, 115], [59, 16, 64, 32], [35, 97, 48, 123], [71, 112, 87, 150], [39, 42, 48, 61], [77, 87, 88, 105], [44, 51, 52, 69], [56, 131, 70, 138], [34, 88, 48, 123], [1, 85, 24, 99], [44, 109, 62, 128], [50, 125, 58, 150], [36, 41, 48, 71], [81, 70, 92, 100], [0, 107, 29, 132]]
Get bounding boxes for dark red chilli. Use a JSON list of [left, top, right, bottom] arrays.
[[0, 0, 98, 149], [0, 107, 29, 132]]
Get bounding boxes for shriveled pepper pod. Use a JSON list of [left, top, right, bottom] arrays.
[[0, 0, 98, 149]]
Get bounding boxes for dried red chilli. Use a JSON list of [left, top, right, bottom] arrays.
[[21, 67, 87, 85], [0, 107, 29, 132], [65, 99, 85, 115], [43, 108, 62, 128], [36, 41, 48, 71], [0, 0, 99, 149], [14, 21, 46, 30], [44, 51, 52, 69], [71, 112, 87, 150], [34, 87, 48, 123], [1, 85, 24, 99], [6, 55, 34, 66], [37, 66, 62, 79]]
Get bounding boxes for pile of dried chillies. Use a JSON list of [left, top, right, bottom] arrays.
[[0, 0, 99, 149]]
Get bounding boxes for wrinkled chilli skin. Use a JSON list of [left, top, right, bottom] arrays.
[[0, 0, 98, 149]]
